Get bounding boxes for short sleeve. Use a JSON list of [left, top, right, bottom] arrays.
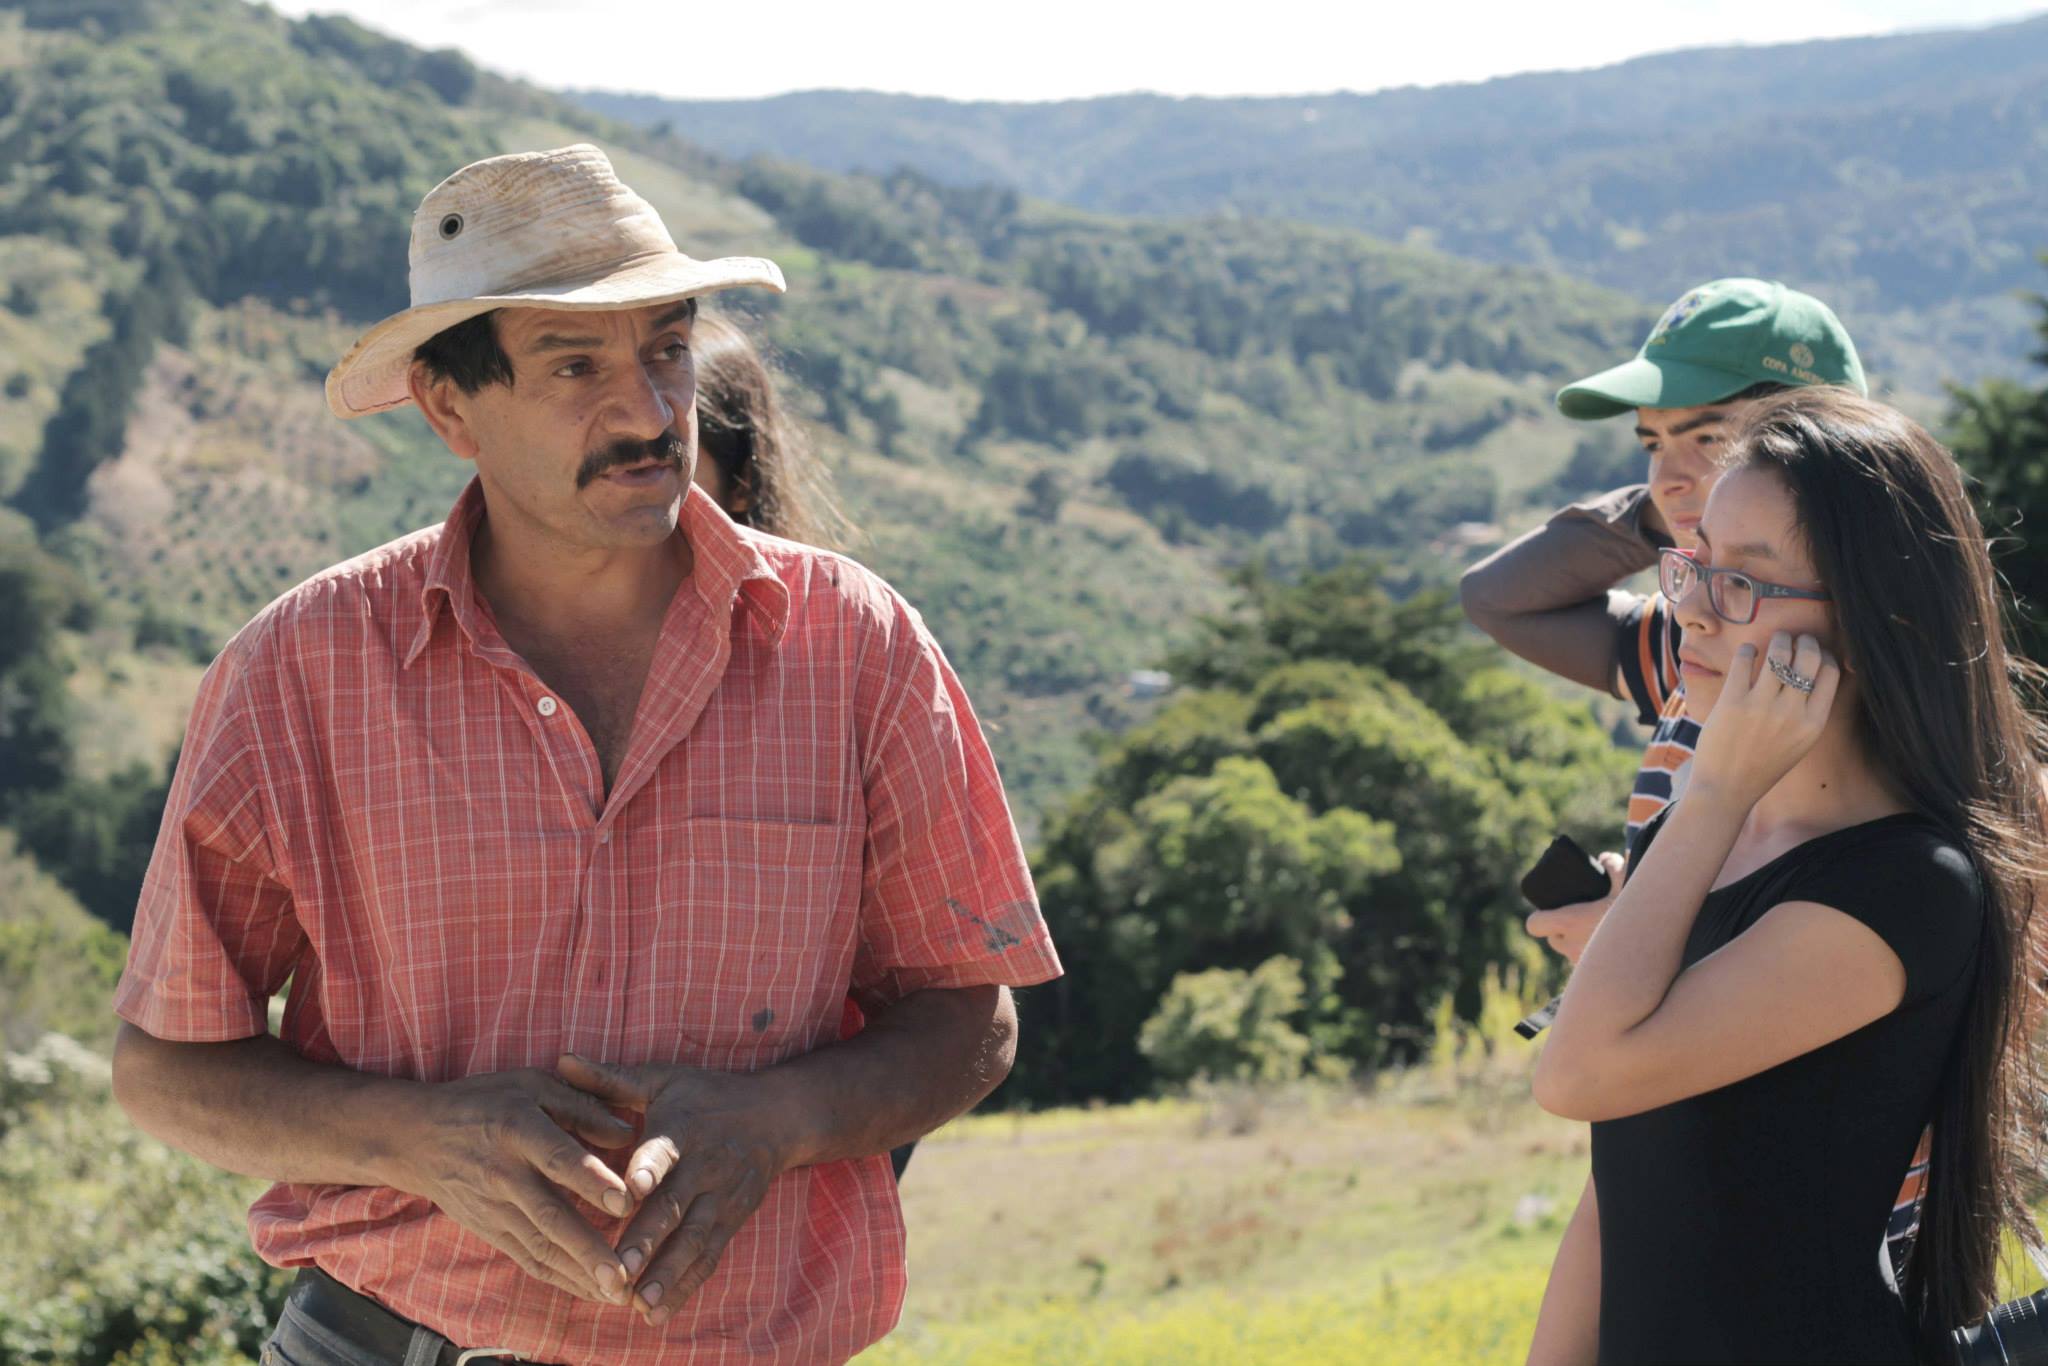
[[113, 642, 304, 1041], [850, 597, 1062, 1013], [1778, 827, 1984, 1006]]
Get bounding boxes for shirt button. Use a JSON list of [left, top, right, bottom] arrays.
[[596, 828, 611, 845], [536, 696, 558, 717]]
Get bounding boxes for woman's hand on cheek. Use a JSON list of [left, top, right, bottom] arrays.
[[1687, 631, 1842, 809]]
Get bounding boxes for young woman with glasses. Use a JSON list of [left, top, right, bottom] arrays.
[[1526, 387, 2048, 1364]]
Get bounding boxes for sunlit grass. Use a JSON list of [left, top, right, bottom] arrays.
[[863, 993, 1583, 1363], [863, 1268, 1549, 1366]]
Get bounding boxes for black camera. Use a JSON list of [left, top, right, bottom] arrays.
[[1951, 1287, 2048, 1364]]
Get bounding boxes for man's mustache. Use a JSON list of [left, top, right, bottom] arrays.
[[575, 431, 687, 489]]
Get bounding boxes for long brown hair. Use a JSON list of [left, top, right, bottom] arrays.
[[1727, 387, 2048, 1350], [693, 313, 851, 549]]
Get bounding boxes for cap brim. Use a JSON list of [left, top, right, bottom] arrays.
[[1554, 355, 1756, 421], [325, 251, 787, 420]]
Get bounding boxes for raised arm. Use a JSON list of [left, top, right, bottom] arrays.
[[1459, 485, 1666, 695], [1531, 636, 1910, 1122]]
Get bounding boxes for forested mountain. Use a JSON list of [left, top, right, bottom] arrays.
[[0, 0, 1660, 893], [577, 13, 2048, 397], [3, 4, 2045, 1355]]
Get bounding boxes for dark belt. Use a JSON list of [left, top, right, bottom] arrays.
[[285, 1268, 558, 1365]]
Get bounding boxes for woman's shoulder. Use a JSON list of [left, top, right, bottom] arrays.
[[1799, 814, 1980, 903], [1774, 815, 1984, 999]]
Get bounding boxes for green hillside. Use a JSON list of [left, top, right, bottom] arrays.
[[10, 9, 2047, 1358], [0, 11, 1657, 1359], [0, 830, 126, 1052], [576, 13, 2048, 399], [0, 0, 1654, 845]]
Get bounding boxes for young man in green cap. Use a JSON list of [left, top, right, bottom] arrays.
[[1462, 279, 1908, 1366], [1463, 276, 1868, 942]]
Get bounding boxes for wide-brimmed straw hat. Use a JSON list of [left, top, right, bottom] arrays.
[[326, 144, 785, 420]]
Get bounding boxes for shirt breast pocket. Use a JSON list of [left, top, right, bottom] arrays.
[[650, 816, 862, 1072]]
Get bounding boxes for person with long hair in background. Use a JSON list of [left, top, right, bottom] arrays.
[[690, 311, 851, 549], [1527, 387, 2048, 1364]]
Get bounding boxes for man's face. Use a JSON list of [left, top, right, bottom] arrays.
[[1634, 402, 1736, 549], [433, 301, 699, 553]]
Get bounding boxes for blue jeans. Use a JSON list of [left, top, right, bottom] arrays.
[[260, 1295, 448, 1366]]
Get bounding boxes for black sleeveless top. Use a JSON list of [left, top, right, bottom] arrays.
[[1592, 809, 1983, 1365]]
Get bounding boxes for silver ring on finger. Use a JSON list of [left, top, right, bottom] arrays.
[[1768, 656, 1816, 694]]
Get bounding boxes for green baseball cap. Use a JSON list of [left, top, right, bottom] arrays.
[[1556, 278, 1867, 421]]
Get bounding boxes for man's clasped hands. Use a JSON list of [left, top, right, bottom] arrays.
[[396, 1055, 791, 1325]]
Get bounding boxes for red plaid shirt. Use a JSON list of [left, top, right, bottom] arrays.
[[115, 479, 1060, 1365]]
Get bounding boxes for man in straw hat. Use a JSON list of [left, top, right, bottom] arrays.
[[110, 144, 1061, 1365]]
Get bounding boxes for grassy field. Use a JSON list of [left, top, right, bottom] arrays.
[[0, 983, 1582, 1365], [870, 1041, 2048, 1366], [16, 1003, 2047, 1365], [863, 1027, 1583, 1365]]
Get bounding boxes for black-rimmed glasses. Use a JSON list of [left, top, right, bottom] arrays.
[[1658, 547, 1830, 625]]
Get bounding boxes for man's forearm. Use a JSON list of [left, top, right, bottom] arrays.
[[115, 1020, 645, 1303], [112, 1023, 424, 1187], [1459, 485, 1664, 693], [766, 985, 1014, 1169], [117, 985, 1016, 1185]]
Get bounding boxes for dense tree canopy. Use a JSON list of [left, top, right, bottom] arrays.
[[1949, 271, 2048, 667], [0, 0, 1654, 836], [1010, 562, 1634, 1105]]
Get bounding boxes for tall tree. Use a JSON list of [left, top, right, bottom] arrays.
[[1949, 263, 2048, 665]]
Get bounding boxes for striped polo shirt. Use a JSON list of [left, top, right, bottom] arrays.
[[1616, 595, 1697, 854]]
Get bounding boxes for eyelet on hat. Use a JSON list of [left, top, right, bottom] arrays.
[[439, 213, 464, 240]]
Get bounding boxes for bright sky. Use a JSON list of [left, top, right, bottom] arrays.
[[264, 0, 2043, 102]]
